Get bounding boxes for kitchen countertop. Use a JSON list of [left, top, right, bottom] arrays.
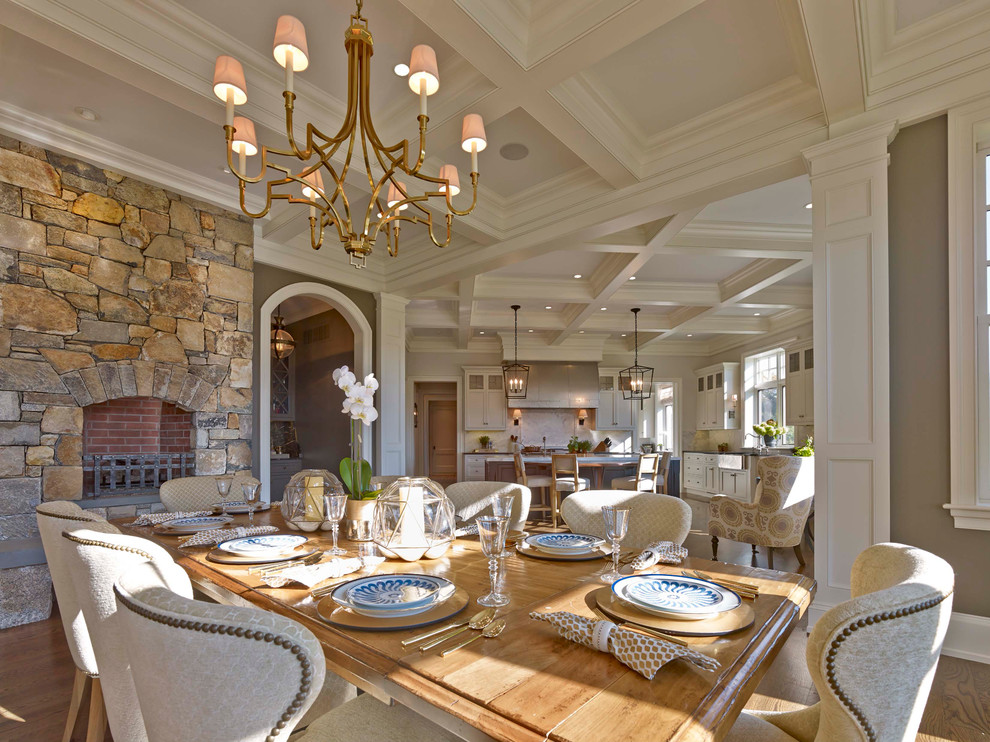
[[683, 449, 795, 455]]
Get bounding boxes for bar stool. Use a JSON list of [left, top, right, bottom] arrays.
[[514, 453, 552, 525], [550, 454, 590, 528]]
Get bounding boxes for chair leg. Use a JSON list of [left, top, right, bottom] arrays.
[[793, 543, 806, 566], [767, 547, 775, 570], [551, 489, 559, 529], [63, 668, 89, 742], [710, 535, 719, 561], [85, 677, 106, 742]]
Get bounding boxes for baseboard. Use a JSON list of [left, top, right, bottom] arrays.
[[942, 612, 990, 664]]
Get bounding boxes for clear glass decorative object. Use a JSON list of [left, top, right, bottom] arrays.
[[371, 477, 455, 561], [281, 469, 344, 532]]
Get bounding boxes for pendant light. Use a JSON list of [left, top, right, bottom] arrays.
[[620, 308, 652, 404], [271, 304, 296, 359], [503, 305, 529, 399]]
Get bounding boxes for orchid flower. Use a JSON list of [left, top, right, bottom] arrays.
[[363, 373, 379, 392]]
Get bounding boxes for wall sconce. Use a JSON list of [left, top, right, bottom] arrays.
[[512, 409, 522, 426], [578, 409, 588, 426], [413, 402, 418, 428]]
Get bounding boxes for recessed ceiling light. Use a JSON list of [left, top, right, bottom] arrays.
[[394, 63, 410, 76], [687, 334, 693, 337], [545, 305, 552, 310], [479, 331, 485, 335], [74, 107, 98, 121], [528, 329, 533, 332], [629, 276, 637, 280], [754, 312, 761, 316], [804, 202, 812, 209], [573, 274, 582, 279], [579, 330, 585, 334], [621, 333, 626, 337], [600, 307, 607, 311], [499, 143, 529, 161]]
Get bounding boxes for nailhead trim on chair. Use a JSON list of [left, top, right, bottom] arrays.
[[824, 592, 950, 742], [61, 532, 155, 560], [113, 585, 314, 742], [36, 505, 100, 522]]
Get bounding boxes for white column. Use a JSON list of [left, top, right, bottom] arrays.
[[802, 121, 897, 625], [375, 293, 409, 475]]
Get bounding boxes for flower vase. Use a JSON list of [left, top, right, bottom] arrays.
[[345, 498, 376, 541], [763, 434, 775, 447]]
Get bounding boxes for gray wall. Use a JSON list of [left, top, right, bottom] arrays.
[[252, 263, 376, 476], [889, 115, 990, 617]]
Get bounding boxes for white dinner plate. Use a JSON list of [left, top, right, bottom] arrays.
[[217, 534, 308, 557], [158, 515, 233, 534], [524, 533, 605, 555], [212, 501, 272, 514], [331, 575, 456, 618], [611, 574, 741, 620]]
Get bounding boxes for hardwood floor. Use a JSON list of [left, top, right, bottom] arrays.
[[1, 526, 986, 741]]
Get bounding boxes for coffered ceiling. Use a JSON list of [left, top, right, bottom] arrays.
[[2, 0, 990, 355]]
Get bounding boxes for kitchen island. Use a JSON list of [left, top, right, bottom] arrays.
[[477, 453, 681, 496]]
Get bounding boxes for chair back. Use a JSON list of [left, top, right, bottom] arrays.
[[656, 451, 671, 492], [62, 529, 192, 742], [512, 453, 528, 486], [755, 456, 814, 514], [552, 454, 579, 490], [807, 543, 953, 742], [114, 561, 326, 742], [159, 471, 255, 512], [635, 453, 660, 480], [559, 491, 691, 551], [445, 481, 532, 532], [35, 502, 115, 676]]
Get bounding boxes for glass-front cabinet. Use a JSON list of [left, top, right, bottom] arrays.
[[463, 367, 507, 429]]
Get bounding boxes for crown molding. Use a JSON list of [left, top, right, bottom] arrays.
[[254, 236, 386, 294], [0, 100, 264, 215]]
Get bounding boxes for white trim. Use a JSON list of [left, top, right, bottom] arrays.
[[947, 95, 990, 529], [259, 283, 373, 500], [943, 611, 990, 663]]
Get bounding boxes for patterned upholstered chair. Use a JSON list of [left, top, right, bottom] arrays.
[[62, 528, 191, 742], [35, 502, 117, 742], [445, 481, 532, 532], [708, 456, 813, 569], [158, 471, 256, 512], [560, 491, 692, 551], [725, 543, 954, 742], [113, 561, 460, 742]]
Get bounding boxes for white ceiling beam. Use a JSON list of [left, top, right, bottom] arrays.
[[795, 0, 866, 126], [457, 278, 476, 349]]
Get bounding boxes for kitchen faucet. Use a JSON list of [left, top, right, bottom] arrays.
[[745, 432, 766, 454]]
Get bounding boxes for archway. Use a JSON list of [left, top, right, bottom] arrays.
[[259, 283, 373, 499]]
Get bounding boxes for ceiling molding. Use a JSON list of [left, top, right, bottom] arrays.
[[254, 235, 386, 294]]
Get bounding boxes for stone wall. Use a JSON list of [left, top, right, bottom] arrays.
[[0, 135, 254, 627]]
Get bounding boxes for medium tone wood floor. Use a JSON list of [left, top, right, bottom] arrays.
[[1, 528, 987, 740]]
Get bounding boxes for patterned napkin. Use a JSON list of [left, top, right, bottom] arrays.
[[259, 555, 386, 588], [628, 541, 688, 571], [530, 611, 718, 678], [177, 525, 278, 549], [130, 510, 213, 527]]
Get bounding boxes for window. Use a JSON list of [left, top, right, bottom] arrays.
[[655, 383, 676, 452], [744, 348, 793, 444], [947, 99, 990, 529]]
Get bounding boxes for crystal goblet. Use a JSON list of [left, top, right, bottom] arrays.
[[476, 516, 510, 607], [242, 481, 262, 526], [600, 505, 630, 584], [324, 491, 348, 556], [215, 474, 234, 515]]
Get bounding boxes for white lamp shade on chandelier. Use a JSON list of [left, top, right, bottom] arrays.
[[302, 170, 325, 200], [387, 182, 409, 210], [231, 116, 257, 156], [408, 44, 439, 96], [213, 55, 247, 106], [272, 15, 310, 70], [439, 164, 460, 196]]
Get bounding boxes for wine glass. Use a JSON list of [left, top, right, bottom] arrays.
[[490, 492, 516, 557], [324, 491, 348, 556], [600, 505, 630, 584], [215, 474, 234, 515], [476, 516, 510, 607], [242, 480, 262, 526]]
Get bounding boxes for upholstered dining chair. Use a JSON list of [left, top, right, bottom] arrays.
[[113, 561, 461, 742], [612, 453, 661, 493], [445, 481, 532, 532], [62, 528, 191, 742], [725, 543, 954, 742], [158, 471, 256, 512], [708, 455, 813, 569], [369, 475, 403, 491], [35, 502, 117, 742], [513, 452, 553, 523], [560, 491, 692, 551], [550, 453, 590, 528]]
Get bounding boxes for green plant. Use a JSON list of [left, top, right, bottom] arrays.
[[753, 418, 786, 439], [567, 435, 592, 453], [478, 434, 492, 448], [793, 436, 814, 457]]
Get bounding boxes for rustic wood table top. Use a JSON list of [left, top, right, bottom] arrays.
[[117, 510, 816, 742]]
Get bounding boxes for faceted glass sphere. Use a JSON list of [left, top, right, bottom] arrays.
[[281, 469, 344, 532], [372, 477, 455, 561]]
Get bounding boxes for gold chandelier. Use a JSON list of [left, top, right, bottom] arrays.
[[211, 0, 486, 268]]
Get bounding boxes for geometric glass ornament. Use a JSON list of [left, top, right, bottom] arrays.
[[280, 469, 344, 532], [372, 477, 456, 561], [620, 308, 653, 402]]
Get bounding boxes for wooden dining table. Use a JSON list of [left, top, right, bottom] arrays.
[[117, 510, 816, 742]]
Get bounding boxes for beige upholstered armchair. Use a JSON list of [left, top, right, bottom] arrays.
[[725, 543, 954, 742], [708, 455, 813, 569], [560, 491, 692, 551], [445, 481, 532, 532]]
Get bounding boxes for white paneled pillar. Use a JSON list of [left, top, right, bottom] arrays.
[[802, 121, 897, 624], [375, 293, 409, 475]]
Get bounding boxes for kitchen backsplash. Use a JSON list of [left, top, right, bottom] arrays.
[[467, 408, 633, 452], [693, 425, 814, 451]]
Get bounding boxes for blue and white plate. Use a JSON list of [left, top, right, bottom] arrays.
[[525, 533, 605, 554], [158, 515, 233, 534], [218, 534, 308, 557], [611, 574, 741, 621], [332, 575, 455, 618]]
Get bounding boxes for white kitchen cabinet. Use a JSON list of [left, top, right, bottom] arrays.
[[785, 345, 814, 425], [693, 363, 739, 430], [718, 467, 750, 501], [463, 367, 507, 430], [682, 451, 752, 502], [597, 369, 635, 430], [464, 454, 488, 481]]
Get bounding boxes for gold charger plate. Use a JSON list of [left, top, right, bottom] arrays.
[[317, 587, 469, 631], [516, 541, 609, 561], [206, 545, 318, 565], [593, 587, 755, 636]]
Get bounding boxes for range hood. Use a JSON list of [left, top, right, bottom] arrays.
[[512, 362, 599, 409]]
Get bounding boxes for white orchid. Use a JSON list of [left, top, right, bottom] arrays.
[[353, 404, 379, 426], [363, 373, 379, 392], [332, 365, 348, 383], [334, 366, 357, 394], [334, 365, 379, 424]]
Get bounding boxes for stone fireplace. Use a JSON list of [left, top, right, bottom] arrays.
[[0, 135, 254, 627]]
